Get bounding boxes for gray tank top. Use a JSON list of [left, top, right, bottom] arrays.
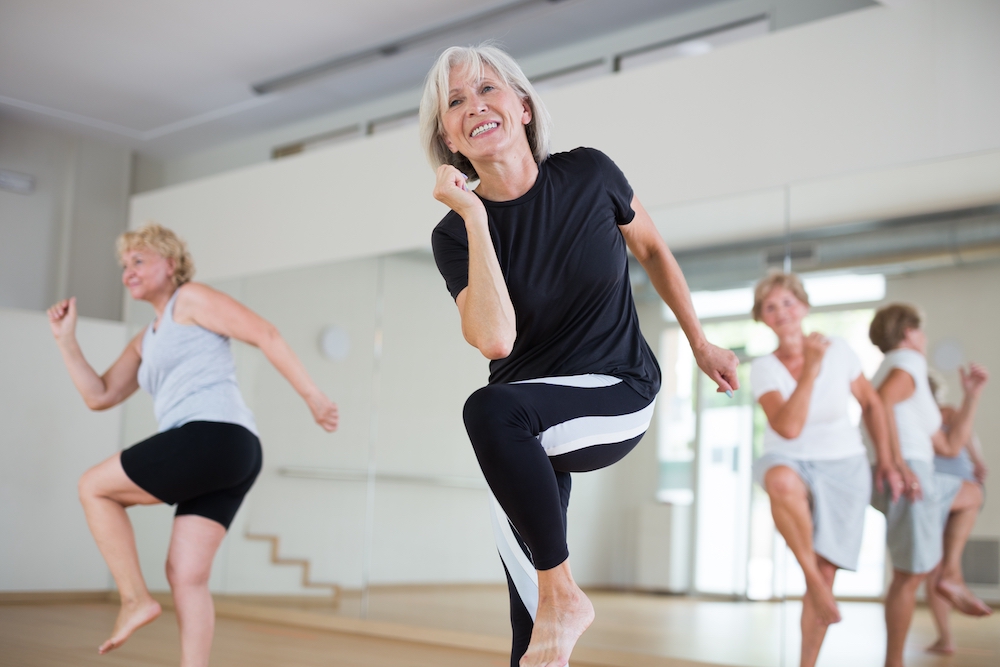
[[137, 289, 258, 435]]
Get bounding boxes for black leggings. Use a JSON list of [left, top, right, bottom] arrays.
[[120, 421, 262, 529], [463, 375, 654, 665]]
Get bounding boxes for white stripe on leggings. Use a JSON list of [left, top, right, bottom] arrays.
[[512, 374, 622, 388], [537, 399, 655, 457], [491, 493, 539, 621]]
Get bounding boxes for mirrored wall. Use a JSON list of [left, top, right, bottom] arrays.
[[119, 202, 1000, 665]]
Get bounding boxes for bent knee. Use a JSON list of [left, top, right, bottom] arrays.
[[77, 466, 103, 502], [764, 466, 806, 500], [463, 385, 519, 439]]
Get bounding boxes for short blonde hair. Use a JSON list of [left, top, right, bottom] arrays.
[[751, 272, 810, 321], [869, 303, 922, 353], [116, 223, 195, 287], [419, 42, 552, 180]]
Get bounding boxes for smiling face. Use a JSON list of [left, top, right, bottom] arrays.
[[440, 64, 532, 165], [759, 286, 809, 336], [120, 247, 175, 301]]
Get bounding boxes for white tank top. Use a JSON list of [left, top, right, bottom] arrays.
[[137, 288, 258, 435]]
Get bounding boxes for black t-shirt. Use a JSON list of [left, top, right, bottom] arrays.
[[431, 147, 660, 400]]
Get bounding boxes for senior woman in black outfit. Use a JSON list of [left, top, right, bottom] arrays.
[[420, 44, 738, 667]]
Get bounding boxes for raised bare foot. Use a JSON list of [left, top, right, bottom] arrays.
[[98, 597, 162, 654], [925, 638, 955, 655], [937, 579, 993, 617], [519, 587, 595, 667], [806, 585, 841, 626]]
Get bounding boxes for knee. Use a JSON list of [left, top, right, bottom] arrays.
[[892, 569, 927, 590], [77, 466, 101, 503], [165, 556, 210, 590], [463, 385, 516, 444], [765, 467, 805, 502]]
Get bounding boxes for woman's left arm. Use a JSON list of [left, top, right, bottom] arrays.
[[619, 196, 739, 394], [175, 283, 338, 432], [852, 374, 903, 501]]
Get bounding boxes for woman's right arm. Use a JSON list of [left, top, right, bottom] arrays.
[[756, 334, 828, 439], [877, 368, 922, 501], [433, 165, 516, 359], [48, 297, 142, 410]]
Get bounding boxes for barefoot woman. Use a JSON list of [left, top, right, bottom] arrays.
[[419, 44, 738, 667], [749, 273, 899, 667], [868, 304, 981, 667], [48, 223, 338, 665], [926, 366, 992, 655]]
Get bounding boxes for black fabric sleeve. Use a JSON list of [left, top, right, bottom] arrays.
[[431, 221, 470, 300], [587, 148, 636, 225]]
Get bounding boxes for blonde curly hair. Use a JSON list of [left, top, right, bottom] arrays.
[[116, 223, 195, 287], [751, 272, 810, 322]]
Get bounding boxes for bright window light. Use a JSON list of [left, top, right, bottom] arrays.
[[663, 274, 885, 321], [803, 273, 885, 307]]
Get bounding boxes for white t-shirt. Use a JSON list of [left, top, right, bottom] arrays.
[[869, 349, 940, 463], [751, 337, 866, 460]]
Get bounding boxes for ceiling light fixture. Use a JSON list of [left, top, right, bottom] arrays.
[[251, 0, 570, 95]]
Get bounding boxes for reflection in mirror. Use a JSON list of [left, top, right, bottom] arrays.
[[114, 204, 1000, 666]]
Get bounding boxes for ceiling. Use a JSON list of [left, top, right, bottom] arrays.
[[0, 0, 724, 158]]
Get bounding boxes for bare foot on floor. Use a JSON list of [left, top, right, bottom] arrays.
[[926, 639, 955, 655], [98, 597, 162, 654], [937, 579, 993, 617], [520, 587, 595, 667], [806, 585, 841, 626]]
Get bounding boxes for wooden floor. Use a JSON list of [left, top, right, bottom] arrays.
[[0, 603, 516, 667], [2, 589, 998, 667]]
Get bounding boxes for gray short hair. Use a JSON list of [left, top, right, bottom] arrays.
[[419, 43, 552, 180]]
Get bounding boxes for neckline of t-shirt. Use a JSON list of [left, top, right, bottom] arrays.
[[476, 161, 547, 208]]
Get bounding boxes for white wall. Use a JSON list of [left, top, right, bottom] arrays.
[[0, 115, 131, 320], [0, 308, 126, 591], [130, 0, 1000, 281]]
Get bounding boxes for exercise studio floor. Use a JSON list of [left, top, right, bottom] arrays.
[[2, 588, 997, 667]]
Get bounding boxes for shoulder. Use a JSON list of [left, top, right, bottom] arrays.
[[172, 282, 233, 323], [827, 336, 860, 361], [750, 353, 780, 376], [431, 211, 468, 253], [557, 147, 614, 169], [887, 348, 926, 375], [432, 210, 466, 238]]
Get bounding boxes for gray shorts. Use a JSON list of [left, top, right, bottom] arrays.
[[753, 452, 872, 571], [871, 459, 963, 574]]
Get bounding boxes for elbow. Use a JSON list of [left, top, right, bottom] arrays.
[[476, 331, 515, 360], [774, 424, 802, 440], [85, 397, 113, 411], [255, 323, 281, 350], [480, 340, 513, 360]]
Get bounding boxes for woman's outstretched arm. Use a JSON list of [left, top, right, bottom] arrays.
[[48, 297, 142, 410], [619, 196, 739, 394], [174, 284, 338, 431]]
